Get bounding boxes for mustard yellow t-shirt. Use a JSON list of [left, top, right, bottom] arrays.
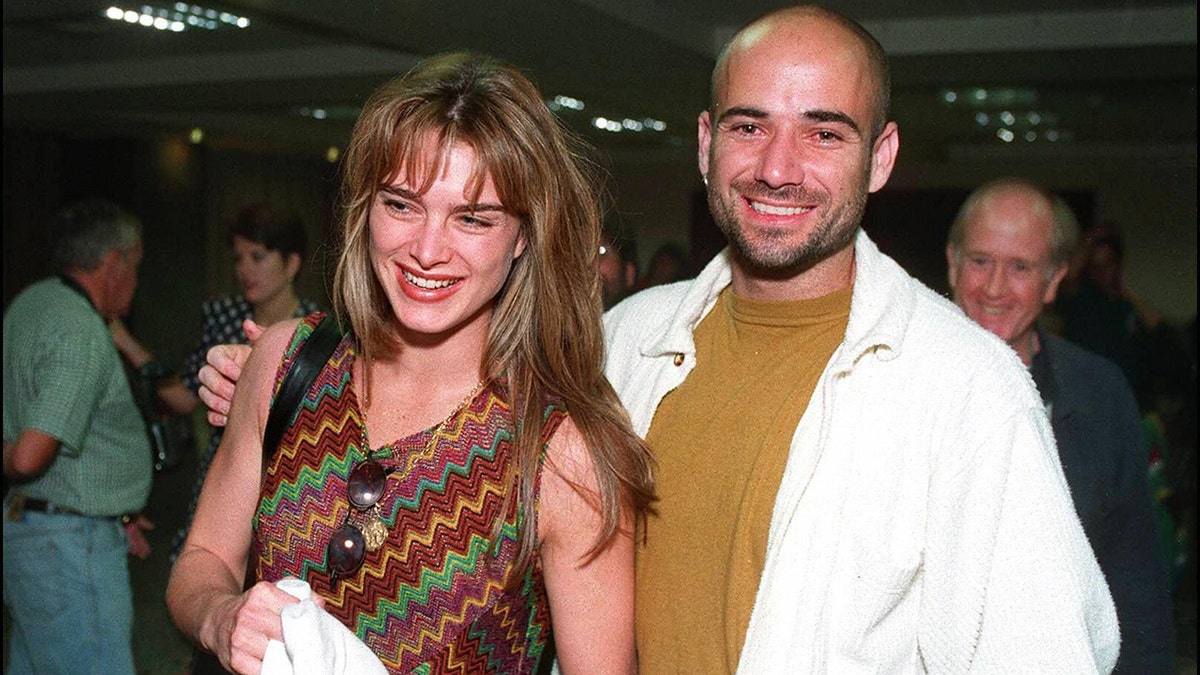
[[636, 284, 852, 674]]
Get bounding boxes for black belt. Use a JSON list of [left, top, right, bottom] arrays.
[[9, 496, 130, 523], [20, 497, 94, 517]]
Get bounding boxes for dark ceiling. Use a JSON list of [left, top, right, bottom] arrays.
[[4, 0, 1196, 164]]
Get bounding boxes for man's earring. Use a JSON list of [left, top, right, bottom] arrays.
[[702, 174, 708, 187]]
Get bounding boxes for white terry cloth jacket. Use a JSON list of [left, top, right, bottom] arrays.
[[604, 231, 1119, 674]]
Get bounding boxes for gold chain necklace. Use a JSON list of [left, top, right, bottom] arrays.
[[356, 377, 488, 552]]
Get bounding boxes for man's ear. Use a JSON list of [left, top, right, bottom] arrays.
[[945, 243, 959, 290], [698, 110, 713, 181], [1044, 262, 1069, 305], [868, 122, 899, 194]]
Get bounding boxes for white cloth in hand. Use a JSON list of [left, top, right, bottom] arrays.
[[260, 578, 386, 675]]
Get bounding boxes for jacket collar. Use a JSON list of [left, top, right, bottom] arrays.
[[642, 230, 918, 368]]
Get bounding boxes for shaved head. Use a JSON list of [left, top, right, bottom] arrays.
[[712, 5, 891, 140]]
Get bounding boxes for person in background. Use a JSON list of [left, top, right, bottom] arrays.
[[599, 229, 638, 309], [110, 204, 321, 556], [1056, 222, 1161, 396], [636, 241, 688, 290], [3, 199, 155, 674], [946, 177, 1174, 673], [167, 52, 653, 674]]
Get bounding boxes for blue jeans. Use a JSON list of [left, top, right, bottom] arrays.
[[3, 504, 135, 675]]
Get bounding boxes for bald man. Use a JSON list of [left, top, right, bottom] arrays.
[[604, 6, 1118, 673], [947, 178, 1173, 674]]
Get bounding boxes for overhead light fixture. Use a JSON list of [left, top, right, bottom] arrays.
[[590, 116, 666, 134], [189, 127, 204, 144], [548, 94, 665, 136], [548, 95, 585, 112], [104, 3, 250, 32], [942, 87, 1067, 143], [293, 105, 361, 121]]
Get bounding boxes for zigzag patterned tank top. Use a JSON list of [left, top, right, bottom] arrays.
[[253, 314, 563, 673]]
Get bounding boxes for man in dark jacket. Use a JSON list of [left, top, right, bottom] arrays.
[[946, 177, 1174, 674]]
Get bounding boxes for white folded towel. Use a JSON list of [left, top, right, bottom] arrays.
[[260, 578, 386, 675]]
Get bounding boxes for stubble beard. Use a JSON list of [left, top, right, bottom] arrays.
[[708, 177, 867, 277]]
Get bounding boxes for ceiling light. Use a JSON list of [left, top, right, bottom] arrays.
[[551, 95, 585, 111], [105, 3, 249, 31], [189, 127, 204, 144]]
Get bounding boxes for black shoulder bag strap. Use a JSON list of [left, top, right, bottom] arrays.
[[247, 314, 342, 589], [261, 314, 343, 460], [191, 314, 343, 675]]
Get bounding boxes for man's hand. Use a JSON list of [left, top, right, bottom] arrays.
[[198, 319, 261, 427], [124, 513, 155, 559]]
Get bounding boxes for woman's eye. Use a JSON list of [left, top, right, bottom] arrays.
[[460, 215, 492, 228], [383, 198, 411, 214]]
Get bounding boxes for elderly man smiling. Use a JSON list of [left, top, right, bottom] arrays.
[[946, 177, 1174, 674]]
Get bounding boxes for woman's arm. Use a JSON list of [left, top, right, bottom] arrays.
[[538, 418, 637, 675], [165, 319, 302, 674], [109, 318, 200, 415]]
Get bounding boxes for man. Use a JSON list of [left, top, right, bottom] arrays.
[[1058, 223, 1161, 396], [604, 6, 1118, 673], [946, 177, 1174, 673], [198, 6, 1119, 672], [3, 199, 154, 674]]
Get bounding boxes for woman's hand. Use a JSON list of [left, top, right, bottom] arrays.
[[203, 581, 304, 674]]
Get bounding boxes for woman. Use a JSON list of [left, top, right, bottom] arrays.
[[112, 205, 320, 555], [166, 52, 654, 674]]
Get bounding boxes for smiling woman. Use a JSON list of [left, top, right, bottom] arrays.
[[165, 52, 654, 675]]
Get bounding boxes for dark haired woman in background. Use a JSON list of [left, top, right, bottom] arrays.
[[111, 204, 321, 556]]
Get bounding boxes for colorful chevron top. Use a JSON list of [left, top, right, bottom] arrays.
[[253, 313, 564, 673]]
